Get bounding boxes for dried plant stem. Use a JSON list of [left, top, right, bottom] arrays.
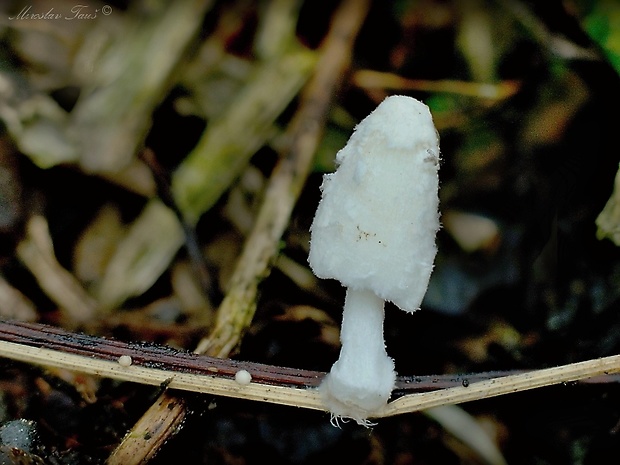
[[381, 354, 620, 416], [107, 1, 371, 462], [352, 69, 521, 100], [0, 341, 323, 410], [196, 0, 371, 359], [0, 337, 618, 418], [16, 216, 98, 324]]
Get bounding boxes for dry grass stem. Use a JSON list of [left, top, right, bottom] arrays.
[[382, 354, 620, 416], [352, 69, 521, 100], [16, 216, 98, 324], [0, 339, 617, 420]]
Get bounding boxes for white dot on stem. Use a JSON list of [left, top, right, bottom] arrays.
[[118, 355, 133, 367], [235, 369, 252, 385]]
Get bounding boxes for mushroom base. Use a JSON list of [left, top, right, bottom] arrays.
[[319, 288, 396, 426]]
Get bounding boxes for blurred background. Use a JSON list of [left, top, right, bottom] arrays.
[[1, 0, 620, 463]]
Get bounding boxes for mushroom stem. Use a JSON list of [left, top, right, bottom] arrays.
[[320, 288, 396, 425]]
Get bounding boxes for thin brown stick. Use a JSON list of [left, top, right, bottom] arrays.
[[0, 320, 323, 387], [11, 319, 603, 392], [0, 320, 618, 419], [382, 354, 620, 416], [352, 69, 521, 100]]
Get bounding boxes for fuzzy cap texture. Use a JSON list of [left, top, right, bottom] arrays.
[[308, 95, 440, 312]]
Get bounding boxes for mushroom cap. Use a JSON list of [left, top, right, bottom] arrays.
[[308, 95, 440, 312]]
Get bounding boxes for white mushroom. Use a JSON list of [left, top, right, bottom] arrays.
[[308, 95, 440, 425]]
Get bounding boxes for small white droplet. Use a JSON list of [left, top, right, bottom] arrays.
[[234, 369, 252, 385], [118, 355, 133, 367]]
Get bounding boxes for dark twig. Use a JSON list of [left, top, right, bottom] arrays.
[[1, 320, 618, 393], [139, 148, 216, 301]]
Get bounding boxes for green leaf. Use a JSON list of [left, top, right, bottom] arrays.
[[583, 0, 620, 75]]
